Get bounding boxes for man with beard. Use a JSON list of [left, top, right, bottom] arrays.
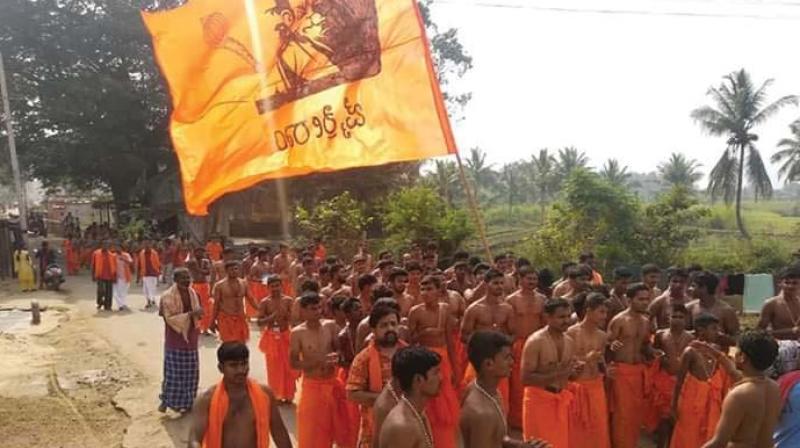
[[607, 283, 663, 448], [460, 330, 549, 448], [347, 303, 405, 448], [505, 266, 546, 428], [407, 275, 459, 448], [520, 298, 580, 448], [188, 342, 292, 448], [648, 267, 690, 329], [378, 347, 442, 448], [461, 269, 515, 413], [388, 268, 413, 318], [758, 265, 800, 340], [257, 276, 296, 404]]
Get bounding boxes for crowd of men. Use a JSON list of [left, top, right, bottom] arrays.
[[85, 237, 800, 448]]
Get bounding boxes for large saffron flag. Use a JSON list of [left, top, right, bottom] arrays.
[[143, 0, 456, 215]]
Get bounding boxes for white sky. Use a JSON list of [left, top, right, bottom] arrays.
[[429, 0, 800, 184]]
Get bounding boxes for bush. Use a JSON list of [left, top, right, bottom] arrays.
[[680, 236, 794, 273], [382, 186, 473, 255], [294, 192, 370, 259]]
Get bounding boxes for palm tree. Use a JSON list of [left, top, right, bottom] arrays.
[[464, 147, 495, 199], [657, 153, 703, 189], [600, 159, 631, 187], [691, 69, 797, 238], [528, 149, 559, 221], [429, 159, 459, 207], [772, 120, 800, 183], [493, 163, 524, 216], [556, 146, 590, 183]]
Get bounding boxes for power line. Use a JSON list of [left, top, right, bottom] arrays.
[[434, 0, 800, 20]]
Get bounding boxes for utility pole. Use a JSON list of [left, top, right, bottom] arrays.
[[0, 51, 27, 231]]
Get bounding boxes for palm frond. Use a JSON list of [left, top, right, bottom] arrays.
[[751, 95, 799, 126], [707, 147, 738, 204], [690, 107, 737, 136], [745, 145, 773, 200]]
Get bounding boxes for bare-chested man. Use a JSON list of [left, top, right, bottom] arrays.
[[272, 243, 292, 296], [249, 249, 272, 284], [388, 268, 414, 318], [465, 263, 491, 304], [565, 293, 610, 448], [648, 303, 693, 448], [520, 298, 580, 447], [446, 261, 473, 297], [606, 266, 633, 326], [758, 265, 800, 340], [378, 346, 442, 448], [289, 292, 341, 447], [212, 248, 236, 284], [320, 264, 353, 306], [257, 276, 295, 403], [607, 282, 662, 448], [405, 261, 423, 304], [348, 255, 369, 295], [460, 330, 549, 448], [407, 275, 459, 448], [211, 261, 259, 343], [701, 330, 780, 448], [294, 256, 318, 297], [649, 267, 690, 330], [642, 263, 663, 299], [552, 265, 591, 301], [505, 266, 546, 429], [686, 271, 739, 349], [462, 269, 515, 339], [189, 342, 292, 448], [375, 259, 395, 286], [670, 313, 737, 448]]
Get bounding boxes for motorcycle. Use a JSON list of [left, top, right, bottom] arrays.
[[43, 263, 65, 291]]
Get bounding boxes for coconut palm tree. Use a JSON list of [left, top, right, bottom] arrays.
[[657, 153, 703, 189], [493, 163, 525, 216], [772, 120, 800, 183], [464, 147, 495, 200], [528, 149, 559, 221], [600, 159, 631, 187], [428, 159, 459, 207], [691, 69, 797, 238], [556, 146, 590, 183]]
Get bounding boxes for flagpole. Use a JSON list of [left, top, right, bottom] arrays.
[[0, 52, 27, 232], [454, 152, 492, 262]]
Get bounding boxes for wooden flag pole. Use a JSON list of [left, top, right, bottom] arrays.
[[454, 152, 493, 262]]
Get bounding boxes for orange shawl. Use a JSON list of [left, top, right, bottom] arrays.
[[203, 379, 270, 448], [367, 340, 408, 392]]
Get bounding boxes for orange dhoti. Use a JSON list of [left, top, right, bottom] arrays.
[[451, 330, 467, 388], [336, 367, 359, 448], [568, 377, 610, 448], [247, 280, 267, 318], [281, 275, 295, 297], [297, 376, 349, 448], [258, 328, 296, 401], [645, 366, 676, 433], [192, 282, 213, 331], [508, 337, 525, 429], [461, 362, 509, 416], [66, 248, 80, 275], [425, 346, 459, 448], [523, 386, 573, 448], [609, 363, 649, 448], [217, 311, 249, 342], [669, 368, 730, 448]]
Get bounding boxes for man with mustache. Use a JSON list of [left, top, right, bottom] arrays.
[[347, 302, 405, 448]]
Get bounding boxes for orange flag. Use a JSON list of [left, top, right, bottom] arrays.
[[142, 0, 456, 215]]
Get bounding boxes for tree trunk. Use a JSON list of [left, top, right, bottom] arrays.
[[735, 144, 750, 239]]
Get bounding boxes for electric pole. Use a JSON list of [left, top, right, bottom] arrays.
[[0, 51, 27, 231]]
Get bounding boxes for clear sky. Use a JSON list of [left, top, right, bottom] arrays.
[[428, 0, 800, 184]]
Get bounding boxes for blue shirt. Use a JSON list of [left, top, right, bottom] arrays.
[[776, 382, 800, 447]]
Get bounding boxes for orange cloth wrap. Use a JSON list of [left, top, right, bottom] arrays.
[[567, 377, 610, 448], [644, 365, 677, 432], [508, 337, 525, 429], [202, 379, 270, 448], [451, 329, 467, 387], [193, 282, 213, 331], [609, 363, 649, 448], [337, 367, 360, 448], [461, 362, 510, 416], [247, 281, 267, 318], [669, 368, 730, 448], [425, 346, 459, 448], [522, 386, 573, 448], [258, 328, 296, 401], [217, 311, 249, 342], [297, 377, 349, 448]]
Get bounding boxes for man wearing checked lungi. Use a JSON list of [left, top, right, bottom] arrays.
[[159, 268, 204, 414]]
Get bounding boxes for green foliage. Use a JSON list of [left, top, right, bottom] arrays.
[[294, 192, 370, 258], [118, 216, 148, 241], [382, 186, 472, 255], [518, 169, 640, 272], [657, 153, 703, 189], [681, 237, 794, 273], [635, 186, 710, 267]]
